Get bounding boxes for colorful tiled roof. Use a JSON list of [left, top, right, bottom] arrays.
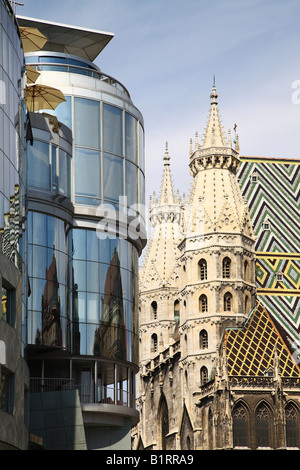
[[224, 302, 300, 377]]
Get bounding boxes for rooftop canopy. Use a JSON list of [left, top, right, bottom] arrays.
[[17, 16, 114, 62]]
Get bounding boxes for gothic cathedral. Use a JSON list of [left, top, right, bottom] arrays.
[[133, 84, 300, 450]]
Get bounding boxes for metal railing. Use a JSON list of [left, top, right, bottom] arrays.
[[30, 377, 134, 408], [27, 62, 131, 98]]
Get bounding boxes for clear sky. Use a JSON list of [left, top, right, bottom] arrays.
[[18, 0, 300, 201]]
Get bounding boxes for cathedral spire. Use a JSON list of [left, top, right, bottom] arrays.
[[158, 142, 176, 206], [140, 144, 182, 291], [201, 78, 226, 149]]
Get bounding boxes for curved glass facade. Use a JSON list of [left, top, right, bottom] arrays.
[[26, 213, 139, 362], [26, 211, 71, 349], [24, 53, 144, 368], [25, 53, 145, 213], [71, 229, 138, 361], [27, 138, 71, 197], [0, 2, 25, 228]]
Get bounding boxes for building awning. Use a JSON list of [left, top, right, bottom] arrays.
[[17, 16, 114, 62]]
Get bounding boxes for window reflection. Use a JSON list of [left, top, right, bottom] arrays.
[[28, 140, 71, 197], [103, 153, 124, 203], [126, 160, 138, 207], [71, 228, 139, 361], [28, 140, 50, 190], [75, 148, 101, 201], [103, 103, 123, 156], [74, 97, 100, 148], [26, 221, 139, 360], [27, 212, 71, 349], [125, 112, 137, 164]]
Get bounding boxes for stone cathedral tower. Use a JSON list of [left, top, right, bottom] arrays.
[[135, 84, 257, 449], [134, 84, 300, 451], [179, 82, 257, 399]]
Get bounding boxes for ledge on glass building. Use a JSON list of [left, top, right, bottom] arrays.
[[29, 376, 139, 425]]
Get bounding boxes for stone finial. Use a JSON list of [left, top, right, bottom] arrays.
[[163, 141, 170, 166], [201, 81, 226, 149]]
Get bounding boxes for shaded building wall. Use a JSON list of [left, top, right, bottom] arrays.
[[0, 0, 29, 451]]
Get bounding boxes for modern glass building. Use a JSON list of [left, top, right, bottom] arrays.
[[0, 0, 29, 450], [17, 16, 146, 450]]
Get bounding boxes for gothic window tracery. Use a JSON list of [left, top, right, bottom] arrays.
[[223, 257, 231, 278], [255, 402, 271, 448], [200, 329, 208, 349], [199, 294, 208, 313], [174, 300, 180, 323], [285, 403, 299, 448], [151, 333, 158, 353], [244, 260, 249, 282], [200, 366, 208, 385], [224, 292, 232, 311], [158, 394, 169, 451], [151, 301, 157, 320], [233, 403, 249, 448], [198, 259, 207, 280]]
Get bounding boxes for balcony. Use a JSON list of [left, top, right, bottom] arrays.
[[26, 61, 130, 98], [30, 377, 134, 408]]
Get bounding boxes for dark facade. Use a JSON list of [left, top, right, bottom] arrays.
[[0, 0, 29, 450]]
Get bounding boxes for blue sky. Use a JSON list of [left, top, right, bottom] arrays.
[[18, 0, 300, 199]]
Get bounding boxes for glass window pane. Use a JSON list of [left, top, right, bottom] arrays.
[[73, 260, 87, 291], [77, 292, 86, 321], [126, 161, 138, 207], [139, 123, 145, 171], [103, 103, 123, 156], [53, 96, 72, 130], [99, 238, 111, 265], [87, 261, 100, 293], [74, 97, 100, 148], [51, 146, 57, 191], [28, 140, 50, 190], [75, 148, 101, 198], [59, 149, 71, 197], [32, 212, 47, 246], [73, 229, 86, 260], [87, 293, 99, 322], [103, 153, 123, 203], [125, 112, 137, 163], [87, 230, 99, 261], [32, 245, 47, 278]]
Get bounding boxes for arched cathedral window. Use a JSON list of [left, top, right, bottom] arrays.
[[158, 394, 169, 451], [285, 403, 299, 448], [223, 257, 231, 278], [224, 292, 232, 311], [233, 403, 249, 448], [200, 366, 208, 385], [151, 301, 157, 320], [199, 329, 208, 349], [255, 403, 271, 448], [244, 260, 249, 282], [199, 294, 208, 313], [198, 259, 207, 280], [174, 300, 180, 324], [151, 334, 158, 353]]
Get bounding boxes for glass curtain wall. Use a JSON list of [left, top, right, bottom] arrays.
[[0, 0, 25, 229], [50, 95, 145, 212], [71, 228, 139, 362], [26, 211, 72, 349]]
